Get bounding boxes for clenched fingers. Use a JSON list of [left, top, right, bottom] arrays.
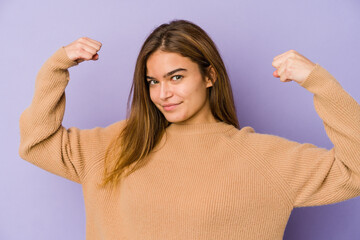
[[271, 50, 315, 84], [64, 37, 102, 63]]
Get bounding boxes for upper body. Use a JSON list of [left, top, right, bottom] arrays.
[[18, 44, 360, 239]]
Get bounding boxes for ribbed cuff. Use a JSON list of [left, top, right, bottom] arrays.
[[44, 47, 79, 71], [300, 63, 341, 94]]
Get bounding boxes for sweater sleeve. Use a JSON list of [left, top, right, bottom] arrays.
[[246, 64, 360, 208], [18, 47, 125, 184]]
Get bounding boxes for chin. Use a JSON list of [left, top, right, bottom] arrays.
[[163, 113, 189, 124]]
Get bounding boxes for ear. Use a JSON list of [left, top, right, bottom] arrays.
[[205, 66, 216, 88]]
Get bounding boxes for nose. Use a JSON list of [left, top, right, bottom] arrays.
[[159, 82, 173, 100]]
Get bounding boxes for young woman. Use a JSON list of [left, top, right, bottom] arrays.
[[19, 19, 360, 239]]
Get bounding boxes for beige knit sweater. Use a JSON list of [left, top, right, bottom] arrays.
[[19, 47, 360, 239]]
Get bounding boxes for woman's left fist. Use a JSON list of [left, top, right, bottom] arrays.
[[272, 50, 316, 84]]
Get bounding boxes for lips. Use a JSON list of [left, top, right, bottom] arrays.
[[162, 103, 181, 107], [162, 102, 181, 111]]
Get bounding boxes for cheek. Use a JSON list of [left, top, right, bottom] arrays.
[[176, 80, 203, 99], [175, 87, 188, 99], [180, 82, 207, 102], [149, 88, 157, 103]]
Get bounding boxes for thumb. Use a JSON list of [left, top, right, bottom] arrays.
[[273, 69, 279, 78], [91, 53, 99, 61]]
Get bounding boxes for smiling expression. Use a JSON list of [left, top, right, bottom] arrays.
[[146, 50, 216, 125]]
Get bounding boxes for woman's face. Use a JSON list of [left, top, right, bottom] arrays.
[[146, 50, 216, 125]]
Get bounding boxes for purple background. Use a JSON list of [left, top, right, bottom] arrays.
[[1, 0, 360, 239]]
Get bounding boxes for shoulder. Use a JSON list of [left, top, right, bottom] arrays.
[[227, 126, 323, 160], [221, 125, 255, 141], [222, 125, 301, 153]]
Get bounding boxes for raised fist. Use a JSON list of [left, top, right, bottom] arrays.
[[272, 50, 316, 85], [64, 37, 102, 63]]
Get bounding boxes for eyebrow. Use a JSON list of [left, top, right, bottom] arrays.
[[146, 68, 187, 80]]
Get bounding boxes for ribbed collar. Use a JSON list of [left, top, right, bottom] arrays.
[[165, 121, 236, 135]]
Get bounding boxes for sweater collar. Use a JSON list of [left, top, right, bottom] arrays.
[[165, 121, 236, 135]]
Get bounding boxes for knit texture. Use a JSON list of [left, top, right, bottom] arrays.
[[19, 47, 360, 240]]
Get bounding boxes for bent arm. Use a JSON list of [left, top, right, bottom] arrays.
[[19, 47, 122, 183], [248, 64, 360, 207]]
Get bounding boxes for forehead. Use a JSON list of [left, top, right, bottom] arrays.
[[146, 50, 196, 75]]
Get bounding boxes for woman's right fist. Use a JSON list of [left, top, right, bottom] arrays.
[[64, 37, 102, 63]]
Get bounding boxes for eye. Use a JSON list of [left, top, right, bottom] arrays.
[[171, 75, 183, 81], [148, 79, 158, 85]]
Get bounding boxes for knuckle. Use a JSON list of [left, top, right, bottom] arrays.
[[76, 42, 83, 48], [78, 37, 87, 43]]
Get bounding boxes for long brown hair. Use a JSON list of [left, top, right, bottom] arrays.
[[100, 19, 240, 189]]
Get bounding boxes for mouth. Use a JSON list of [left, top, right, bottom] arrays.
[[162, 103, 181, 111]]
